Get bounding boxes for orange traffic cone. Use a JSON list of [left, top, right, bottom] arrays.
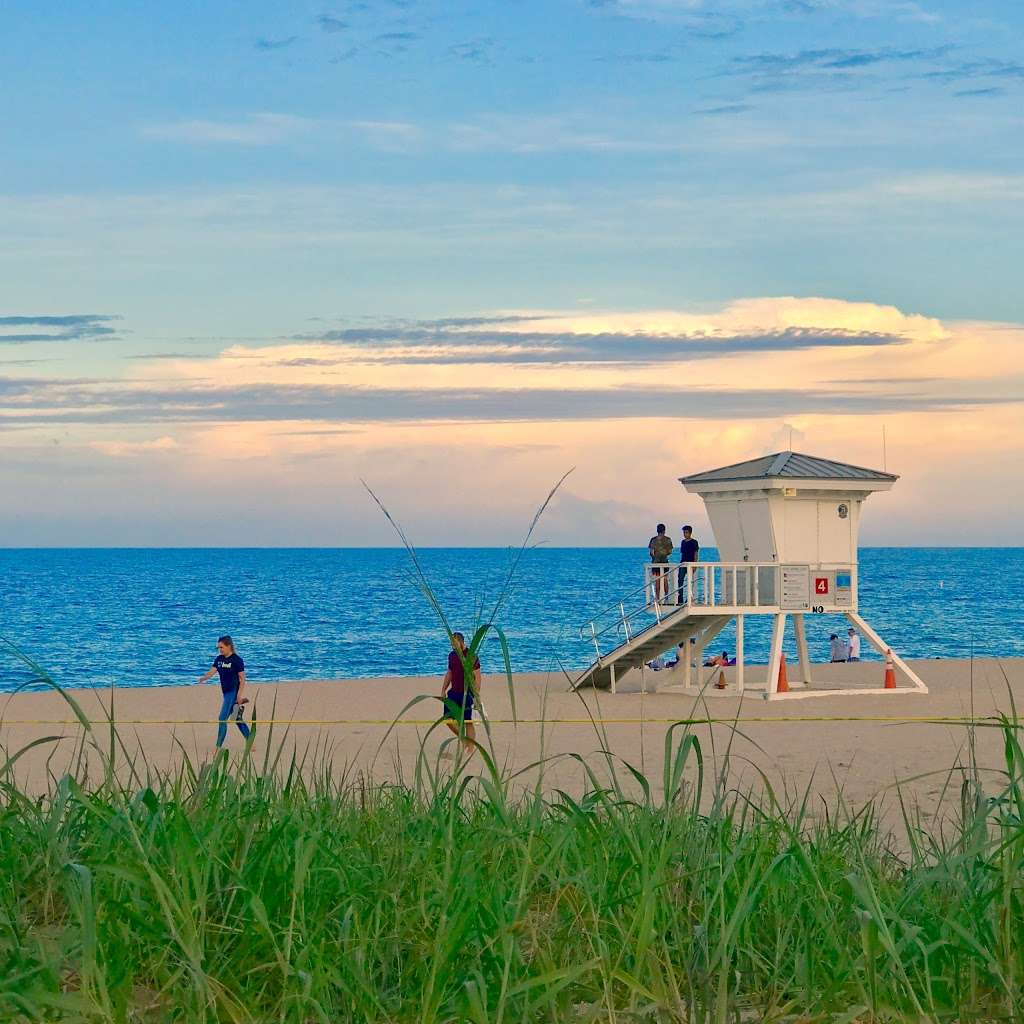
[[883, 650, 896, 689], [777, 653, 789, 694]]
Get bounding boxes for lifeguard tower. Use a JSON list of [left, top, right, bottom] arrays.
[[574, 451, 928, 700]]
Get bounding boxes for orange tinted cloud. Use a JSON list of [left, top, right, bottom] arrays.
[[3, 297, 1020, 544]]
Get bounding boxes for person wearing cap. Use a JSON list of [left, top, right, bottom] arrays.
[[847, 627, 861, 662], [677, 525, 699, 604]]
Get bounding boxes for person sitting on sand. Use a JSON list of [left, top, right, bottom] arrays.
[[704, 650, 730, 668], [665, 640, 689, 668], [195, 634, 251, 749], [441, 632, 481, 759]]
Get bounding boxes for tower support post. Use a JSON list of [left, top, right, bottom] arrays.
[[694, 625, 706, 689], [735, 614, 745, 695], [766, 613, 787, 697], [846, 611, 928, 692], [794, 614, 812, 687]]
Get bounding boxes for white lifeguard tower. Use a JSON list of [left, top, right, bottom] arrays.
[[574, 451, 928, 700]]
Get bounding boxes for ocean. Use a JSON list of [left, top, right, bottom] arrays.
[[1, 548, 1021, 693]]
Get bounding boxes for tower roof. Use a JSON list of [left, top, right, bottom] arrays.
[[681, 451, 898, 485]]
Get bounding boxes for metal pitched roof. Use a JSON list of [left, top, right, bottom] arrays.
[[681, 451, 898, 484]]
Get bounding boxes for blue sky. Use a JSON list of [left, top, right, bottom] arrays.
[[1, 1, 1022, 545]]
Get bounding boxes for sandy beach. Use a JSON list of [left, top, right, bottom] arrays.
[[3, 657, 1022, 826]]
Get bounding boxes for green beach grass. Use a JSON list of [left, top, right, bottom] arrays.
[[3, 489, 1022, 1022], [2, 678, 1023, 1022]]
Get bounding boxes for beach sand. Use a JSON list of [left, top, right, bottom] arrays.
[[3, 658, 1022, 831]]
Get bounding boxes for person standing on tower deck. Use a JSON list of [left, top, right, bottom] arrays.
[[648, 524, 674, 602], [677, 525, 700, 605]]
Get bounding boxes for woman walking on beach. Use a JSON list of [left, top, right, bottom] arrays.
[[196, 635, 251, 748], [440, 632, 480, 760]]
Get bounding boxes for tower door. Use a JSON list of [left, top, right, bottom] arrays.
[[817, 500, 854, 563], [737, 498, 777, 562], [706, 500, 744, 561]]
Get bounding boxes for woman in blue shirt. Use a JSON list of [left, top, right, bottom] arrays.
[[195, 634, 251, 748]]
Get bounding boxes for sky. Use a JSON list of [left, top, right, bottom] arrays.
[[1, 0, 1022, 547]]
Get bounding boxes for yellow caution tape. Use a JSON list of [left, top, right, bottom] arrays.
[[0, 716, 1019, 727]]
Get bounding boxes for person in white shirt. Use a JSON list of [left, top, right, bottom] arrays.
[[847, 628, 861, 662]]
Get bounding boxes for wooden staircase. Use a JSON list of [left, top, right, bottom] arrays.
[[573, 609, 733, 691]]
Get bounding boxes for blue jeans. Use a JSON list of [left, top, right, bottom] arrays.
[[217, 690, 251, 747]]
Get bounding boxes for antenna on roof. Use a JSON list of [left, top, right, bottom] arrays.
[[788, 426, 793, 450], [882, 424, 887, 472]]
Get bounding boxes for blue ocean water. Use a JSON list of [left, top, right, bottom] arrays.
[[0, 548, 1021, 693]]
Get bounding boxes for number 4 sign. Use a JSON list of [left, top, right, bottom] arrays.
[[815, 577, 830, 595]]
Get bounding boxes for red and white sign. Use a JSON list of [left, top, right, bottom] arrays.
[[815, 577, 829, 595]]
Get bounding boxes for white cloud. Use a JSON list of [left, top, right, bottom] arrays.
[[4, 297, 1021, 544], [141, 113, 314, 145], [90, 436, 179, 457], [140, 114, 420, 149]]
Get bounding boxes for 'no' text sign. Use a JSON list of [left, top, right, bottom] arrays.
[[815, 577, 830, 595]]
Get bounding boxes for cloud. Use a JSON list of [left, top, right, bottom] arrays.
[[919, 57, 1024, 84], [141, 114, 419, 149], [594, 49, 682, 65], [1, 378, 1011, 428], [122, 352, 218, 361], [582, 0, 943, 32], [730, 44, 951, 76], [255, 36, 298, 51], [448, 38, 495, 63], [953, 86, 1006, 98], [142, 113, 312, 145], [5, 298, 1022, 546], [4, 296, 1018, 429], [90, 436, 179, 457], [584, 1, 743, 36], [696, 103, 754, 116], [715, 42, 959, 95], [317, 14, 349, 33], [345, 119, 421, 146], [444, 114, 696, 154], [300, 321, 910, 366], [0, 315, 120, 344]]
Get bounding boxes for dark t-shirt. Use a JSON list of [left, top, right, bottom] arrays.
[[213, 653, 245, 694], [447, 649, 480, 695], [680, 537, 700, 563]]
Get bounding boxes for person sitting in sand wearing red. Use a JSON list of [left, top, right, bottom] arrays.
[[705, 650, 731, 668], [440, 632, 481, 760], [705, 650, 733, 689]]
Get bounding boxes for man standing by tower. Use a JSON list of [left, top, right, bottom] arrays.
[[678, 525, 699, 604], [648, 523, 674, 602]]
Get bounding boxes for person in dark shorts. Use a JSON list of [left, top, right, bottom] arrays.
[[196, 634, 252, 748], [677, 525, 700, 604], [648, 523, 674, 602], [440, 631, 481, 759]]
